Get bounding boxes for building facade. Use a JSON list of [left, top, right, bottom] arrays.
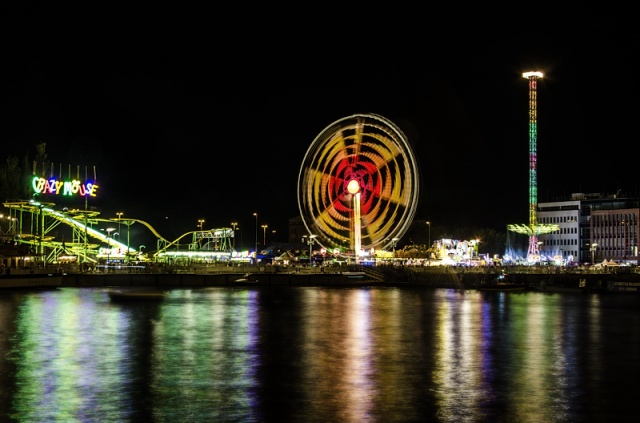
[[538, 192, 639, 265], [288, 215, 309, 244]]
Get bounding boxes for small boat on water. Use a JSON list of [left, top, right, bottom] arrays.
[[606, 280, 640, 294], [476, 274, 526, 292], [234, 273, 258, 284], [1, 246, 64, 289], [106, 288, 167, 302], [0, 270, 64, 289], [341, 271, 367, 279]]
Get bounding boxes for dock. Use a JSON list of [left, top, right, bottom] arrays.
[[3, 264, 639, 292]]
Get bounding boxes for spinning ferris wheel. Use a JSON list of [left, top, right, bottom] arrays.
[[297, 113, 420, 257]]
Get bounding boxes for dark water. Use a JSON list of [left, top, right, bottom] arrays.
[[1, 286, 639, 422]]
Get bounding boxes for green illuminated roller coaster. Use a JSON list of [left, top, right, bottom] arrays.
[[1, 200, 235, 264]]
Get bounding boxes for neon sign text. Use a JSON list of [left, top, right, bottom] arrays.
[[32, 176, 99, 197]]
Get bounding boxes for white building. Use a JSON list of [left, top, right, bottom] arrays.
[[538, 192, 639, 264]]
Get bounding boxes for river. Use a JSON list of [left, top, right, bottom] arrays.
[[1, 286, 639, 422]]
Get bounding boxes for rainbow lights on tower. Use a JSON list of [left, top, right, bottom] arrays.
[[524, 71, 542, 257], [507, 71, 558, 262]]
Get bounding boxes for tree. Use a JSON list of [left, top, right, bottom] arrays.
[[0, 142, 48, 206], [0, 155, 23, 201]]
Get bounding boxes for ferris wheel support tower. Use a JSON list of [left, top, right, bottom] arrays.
[[346, 180, 362, 258]]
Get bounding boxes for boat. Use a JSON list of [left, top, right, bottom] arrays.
[[234, 273, 258, 284], [1, 243, 64, 289], [531, 278, 595, 293], [0, 267, 64, 289], [106, 288, 166, 302], [606, 280, 640, 294], [476, 274, 526, 292], [341, 271, 367, 279]]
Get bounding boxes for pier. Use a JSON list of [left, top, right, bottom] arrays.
[[55, 265, 640, 292], [4, 260, 639, 293]]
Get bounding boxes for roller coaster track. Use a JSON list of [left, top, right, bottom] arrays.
[[2, 200, 233, 263], [83, 216, 171, 247], [2, 201, 170, 259], [153, 228, 235, 260], [155, 231, 197, 251]]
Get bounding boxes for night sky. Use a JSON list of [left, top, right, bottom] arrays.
[[3, 5, 639, 247]]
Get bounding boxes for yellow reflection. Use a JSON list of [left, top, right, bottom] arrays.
[[299, 288, 375, 422], [432, 290, 485, 421]]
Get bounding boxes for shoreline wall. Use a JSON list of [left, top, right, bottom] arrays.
[[58, 267, 640, 290]]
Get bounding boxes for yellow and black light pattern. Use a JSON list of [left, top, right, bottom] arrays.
[[297, 113, 420, 253]]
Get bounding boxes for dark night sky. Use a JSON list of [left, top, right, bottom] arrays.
[[3, 4, 639, 247]]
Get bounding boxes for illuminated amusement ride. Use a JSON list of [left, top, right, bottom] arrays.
[[1, 170, 240, 267], [507, 71, 559, 262], [3, 113, 421, 268], [297, 113, 420, 262]]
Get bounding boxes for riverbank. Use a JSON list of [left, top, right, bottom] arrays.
[[3, 265, 639, 292], [56, 265, 640, 292]]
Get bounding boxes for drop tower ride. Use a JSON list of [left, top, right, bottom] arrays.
[[507, 71, 558, 262]]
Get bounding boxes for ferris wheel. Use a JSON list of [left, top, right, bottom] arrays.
[[297, 113, 420, 257]]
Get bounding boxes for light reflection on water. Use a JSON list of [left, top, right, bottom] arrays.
[[1, 287, 640, 422]]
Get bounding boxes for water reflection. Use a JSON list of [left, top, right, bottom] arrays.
[[151, 288, 261, 422], [9, 288, 131, 421], [1, 287, 640, 422]]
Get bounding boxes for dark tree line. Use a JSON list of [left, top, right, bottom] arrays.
[[0, 142, 49, 205]]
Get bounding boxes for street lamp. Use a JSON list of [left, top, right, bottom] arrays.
[[116, 212, 125, 261], [38, 204, 44, 264], [303, 235, 317, 266], [426, 221, 431, 247], [197, 219, 205, 230], [590, 243, 598, 264], [106, 227, 116, 270], [116, 212, 123, 235], [391, 237, 399, 257], [138, 245, 146, 262], [262, 224, 268, 245], [231, 222, 238, 249], [125, 220, 132, 262], [253, 212, 258, 264]]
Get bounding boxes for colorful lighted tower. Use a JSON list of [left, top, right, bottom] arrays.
[[524, 71, 542, 257], [507, 71, 558, 262]]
